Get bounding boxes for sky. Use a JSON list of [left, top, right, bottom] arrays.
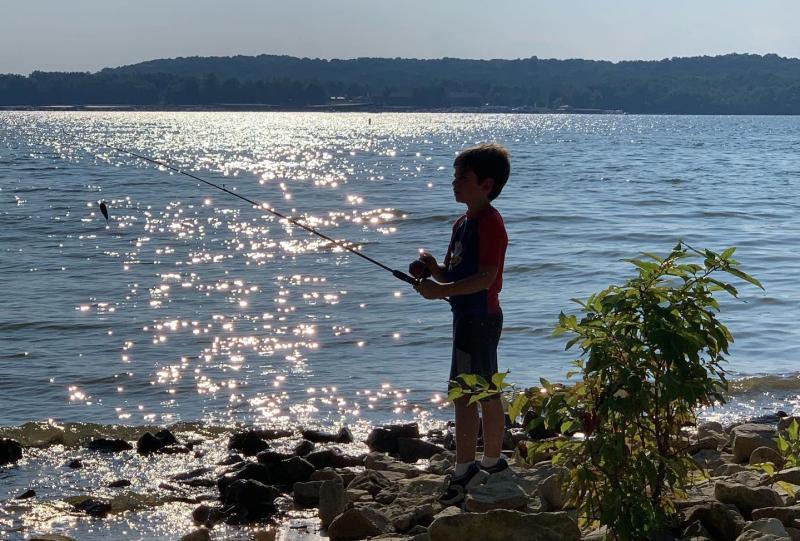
[[3, 0, 800, 74]]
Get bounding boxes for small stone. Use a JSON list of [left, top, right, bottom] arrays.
[[311, 469, 344, 483], [683, 501, 746, 541], [87, 437, 132, 453], [776, 468, 800, 485], [217, 454, 243, 466], [16, 489, 36, 499], [273, 456, 314, 485], [73, 498, 112, 517], [336, 426, 354, 444], [222, 479, 279, 522], [714, 464, 746, 477], [178, 529, 212, 541], [753, 506, 800, 526], [305, 447, 362, 469], [366, 423, 421, 453], [108, 479, 132, 488], [66, 458, 83, 469], [347, 470, 392, 496], [0, 438, 23, 465], [257, 449, 294, 464], [192, 504, 226, 527], [397, 438, 447, 463], [736, 518, 789, 540], [301, 429, 339, 443], [327, 507, 391, 540], [538, 471, 568, 511], [136, 429, 178, 454]]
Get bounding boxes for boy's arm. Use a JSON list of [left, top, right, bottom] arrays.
[[415, 265, 497, 299]]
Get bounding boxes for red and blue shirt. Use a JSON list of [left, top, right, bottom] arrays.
[[444, 206, 507, 315]]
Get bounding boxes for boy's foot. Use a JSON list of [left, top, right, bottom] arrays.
[[479, 456, 509, 475], [439, 462, 484, 505]]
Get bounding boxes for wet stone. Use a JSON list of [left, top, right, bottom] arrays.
[[257, 449, 294, 464], [228, 431, 270, 456], [192, 504, 226, 527], [108, 479, 132, 488], [16, 489, 36, 499], [66, 458, 83, 469], [73, 498, 112, 517], [366, 423, 421, 454], [217, 454, 243, 466], [293, 439, 315, 457], [86, 437, 132, 453], [137, 429, 179, 455], [0, 438, 23, 465]]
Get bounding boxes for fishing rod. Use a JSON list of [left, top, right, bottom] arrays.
[[84, 140, 419, 286]]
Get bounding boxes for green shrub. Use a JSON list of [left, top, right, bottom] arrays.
[[488, 242, 761, 540]]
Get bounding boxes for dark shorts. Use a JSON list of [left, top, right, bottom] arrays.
[[449, 313, 503, 388]]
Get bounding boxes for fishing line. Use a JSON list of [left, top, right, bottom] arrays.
[[83, 139, 419, 286]]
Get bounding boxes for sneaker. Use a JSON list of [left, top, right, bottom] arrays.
[[439, 462, 483, 505], [478, 456, 509, 474]]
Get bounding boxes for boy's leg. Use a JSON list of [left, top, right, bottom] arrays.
[[479, 396, 504, 460], [454, 395, 480, 466]]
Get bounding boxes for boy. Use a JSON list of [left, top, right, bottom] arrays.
[[414, 143, 510, 504]]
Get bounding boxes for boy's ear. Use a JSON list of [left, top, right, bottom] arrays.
[[480, 177, 495, 195]]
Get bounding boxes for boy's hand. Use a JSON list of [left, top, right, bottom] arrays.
[[418, 251, 439, 272], [414, 279, 445, 300]]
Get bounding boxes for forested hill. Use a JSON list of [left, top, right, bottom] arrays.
[[3, 53, 800, 114]]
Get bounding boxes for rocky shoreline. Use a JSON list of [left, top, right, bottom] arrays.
[[3, 414, 800, 541]]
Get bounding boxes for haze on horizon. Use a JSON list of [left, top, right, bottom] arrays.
[[3, 0, 800, 75]]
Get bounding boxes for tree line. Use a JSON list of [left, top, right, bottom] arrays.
[[2, 53, 800, 113]]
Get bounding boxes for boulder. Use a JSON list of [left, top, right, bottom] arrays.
[[346, 488, 372, 504], [228, 431, 270, 456], [311, 469, 345, 483], [388, 503, 435, 532], [0, 438, 23, 465], [302, 429, 339, 443], [337, 426, 355, 444], [699, 422, 725, 439], [217, 454, 243, 466], [66, 458, 83, 469], [683, 501, 746, 541], [293, 439, 315, 456], [293, 480, 325, 506], [398, 438, 447, 463], [221, 479, 279, 523], [735, 518, 789, 541], [192, 504, 226, 527], [539, 472, 568, 511], [73, 498, 112, 517], [319, 479, 346, 528], [428, 509, 580, 541], [776, 468, 800, 486], [305, 447, 362, 469], [136, 429, 178, 454], [751, 447, 785, 468], [693, 449, 725, 471], [427, 452, 456, 475], [464, 475, 529, 512], [257, 449, 294, 464], [367, 423, 421, 453], [172, 467, 213, 482], [715, 464, 747, 477], [327, 507, 391, 540], [272, 456, 314, 485], [217, 463, 273, 497], [753, 506, 800, 526], [86, 438, 132, 453], [731, 424, 778, 463], [689, 436, 725, 454], [715, 481, 784, 518]]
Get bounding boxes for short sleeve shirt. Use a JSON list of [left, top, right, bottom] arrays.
[[444, 206, 507, 315]]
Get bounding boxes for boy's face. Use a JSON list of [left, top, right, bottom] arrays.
[[452, 165, 492, 206]]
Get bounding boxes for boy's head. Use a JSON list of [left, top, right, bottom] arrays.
[[453, 143, 511, 202]]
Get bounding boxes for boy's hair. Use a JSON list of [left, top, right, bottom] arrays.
[[454, 143, 511, 201]]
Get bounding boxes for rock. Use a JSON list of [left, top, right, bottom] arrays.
[[715, 481, 784, 518], [293, 480, 325, 506], [347, 488, 372, 503], [366, 451, 392, 470], [699, 422, 725, 439], [398, 438, 447, 463], [434, 506, 462, 520], [683, 520, 713, 538], [28, 536, 79, 541], [73, 498, 112, 517], [257, 449, 294, 464], [228, 431, 270, 456], [222, 479, 279, 523], [389, 503, 435, 532], [319, 479, 346, 528], [465, 475, 529, 512], [273, 457, 314, 485], [367, 423, 421, 453], [218, 463, 273, 497], [156, 444, 190, 455], [16, 489, 36, 499], [776, 468, 800, 486], [753, 506, 800, 526], [427, 452, 455, 475], [715, 464, 747, 477], [689, 436, 725, 454], [539, 472, 568, 511], [337, 427, 354, 444], [683, 501, 746, 541], [178, 529, 212, 541], [136, 429, 178, 454], [302, 429, 340, 443], [327, 507, 391, 540], [192, 504, 226, 527], [311, 469, 345, 483], [732, 424, 778, 463], [305, 447, 362, 469], [787, 528, 800, 541], [779, 417, 800, 432], [172, 467, 214, 481], [736, 518, 789, 540], [87, 437, 132, 453], [217, 454, 243, 466], [693, 449, 725, 471], [751, 447, 785, 468], [0, 438, 23, 465], [428, 509, 580, 541], [66, 458, 83, 469], [348, 470, 392, 496], [293, 439, 315, 456], [108, 479, 132, 488]]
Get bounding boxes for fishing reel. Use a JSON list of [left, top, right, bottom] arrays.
[[408, 259, 431, 281]]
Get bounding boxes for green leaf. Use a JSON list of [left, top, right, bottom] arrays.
[[459, 373, 478, 388], [508, 393, 528, 422], [721, 247, 736, 259], [724, 267, 764, 290], [560, 420, 574, 433], [789, 419, 799, 441]]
